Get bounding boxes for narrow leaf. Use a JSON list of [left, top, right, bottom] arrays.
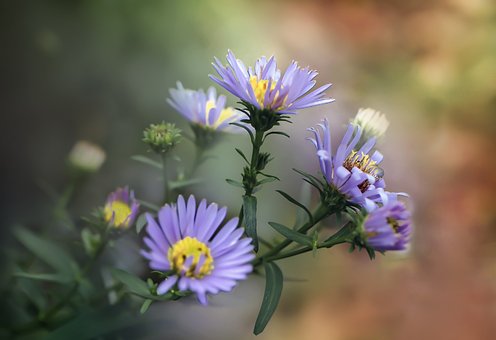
[[235, 148, 249, 164], [111, 268, 150, 297], [136, 199, 160, 212], [14, 271, 72, 283], [256, 177, 277, 186], [268, 222, 313, 247], [169, 178, 203, 190], [243, 195, 258, 251], [140, 299, 153, 314], [230, 122, 254, 144], [254, 262, 283, 335], [135, 213, 148, 234], [226, 178, 244, 188], [276, 190, 313, 225], [13, 226, 78, 275], [131, 155, 162, 169]]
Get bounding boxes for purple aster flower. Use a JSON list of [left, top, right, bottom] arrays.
[[210, 50, 334, 114], [103, 187, 140, 228], [362, 200, 412, 252], [140, 195, 254, 305], [167, 82, 244, 132], [308, 118, 393, 211]]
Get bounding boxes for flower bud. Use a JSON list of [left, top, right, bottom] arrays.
[[143, 122, 182, 154], [68, 140, 106, 173]]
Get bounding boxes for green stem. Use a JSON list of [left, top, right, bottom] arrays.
[[245, 130, 264, 197], [161, 153, 170, 203], [257, 222, 354, 265], [253, 204, 329, 267]]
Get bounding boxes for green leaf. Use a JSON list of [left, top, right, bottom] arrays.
[[14, 271, 72, 283], [254, 262, 283, 335], [230, 122, 254, 144], [263, 131, 290, 142], [268, 222, 313, 247], [226, 178, 244, 188], [276, 190, 313, 225], [169, 178, 203, 190], [235, 148, 249, 164], [81, 228, 102, 257], [136, 199, 160, 212], [131, 155, 162, 169], [111, 268, 150, 297], [243, 195, 258, 252], [135, 213, 148, 234], [140, 299, 153, 314], [293, 168, 323, 189], [13, 226, 78, 275], [256, 177, 277, 186]]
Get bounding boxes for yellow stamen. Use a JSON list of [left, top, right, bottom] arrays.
[[249, 75, 280, 109], [343, 151, 382, 192], [168, 236, 214, 278], [205, 100, 237, 128], [104, 201, 132, 228]]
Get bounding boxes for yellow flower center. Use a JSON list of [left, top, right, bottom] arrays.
[[343, 150, 382, 192], [205, 99, 237, 128], [168, 236, 214, 278], [249, 75, 280, 109], [104, 200, 132, 228]]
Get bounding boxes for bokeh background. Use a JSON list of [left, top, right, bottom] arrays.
[[2, 0, 496, 339]]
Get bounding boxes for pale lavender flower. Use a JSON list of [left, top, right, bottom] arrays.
[[103, 187, 140, 229], [308, 118, 394, 211], [167, 82, 244, 132], [141, 195, 254, 305], [363, 200, 412, 252], [210, 50, 334, 114]]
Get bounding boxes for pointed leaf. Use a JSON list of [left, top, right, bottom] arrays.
[[140, 299, 153, 314], [276, 190, 313, 225], [268, 222, 313, 247], [13, 226, 78, 275], [111, 268, 150, 297], [254, 262, 283, 335], [169, 178, 203, 190], [226, 179, 244, 188], [14, 271, 72, 283], [230, 122, 254, 144], [235, 148, 249, 164], [135, 213, 148, 234], [243, 195, 258, 251], [131, 155, 162, 169]]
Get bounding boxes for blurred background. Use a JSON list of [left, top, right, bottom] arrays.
[[1, 0, 496, 339]]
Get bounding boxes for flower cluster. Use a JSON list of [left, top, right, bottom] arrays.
[[307, 110, 412, 252]]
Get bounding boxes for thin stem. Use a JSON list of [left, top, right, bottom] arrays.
[[161, 153, 169, 203], [256, 222, 354, 265], [253, 204, 330, 266], [245, 130, 264, 197]]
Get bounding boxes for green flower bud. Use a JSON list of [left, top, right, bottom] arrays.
[[143, 122, 182, 154]]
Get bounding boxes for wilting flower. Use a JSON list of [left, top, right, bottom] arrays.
[[308, 118, 390, 211], [141, 195, 254, 305], [103, 187, 140, 228], [68, 140, 106, 173], [167, 82, 244, 132], [210, 50, 333, 114], [362, 200, 412, 252]]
